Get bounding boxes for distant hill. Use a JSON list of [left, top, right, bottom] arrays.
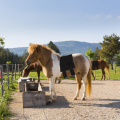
[[8, 47, 28, 56], [54, 41, 101, 55], [8, 41, 101, 56]]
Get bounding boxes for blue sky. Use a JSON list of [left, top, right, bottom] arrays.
[[0, 0, 120, 48]]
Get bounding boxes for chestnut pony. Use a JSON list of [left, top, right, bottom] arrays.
[[91, 60, 109, 80], [25, 44, 92, 104], [22, 61, 42, 82]]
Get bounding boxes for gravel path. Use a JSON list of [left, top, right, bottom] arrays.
[[9, 79, 120, 120]]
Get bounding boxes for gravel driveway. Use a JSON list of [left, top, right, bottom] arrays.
[[9, 79, 120, 120]]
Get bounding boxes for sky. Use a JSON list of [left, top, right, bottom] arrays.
[[0, 0, 120, 48]]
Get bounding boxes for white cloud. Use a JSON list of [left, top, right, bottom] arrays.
[[92, 14, 101, 19], [118, 16, 120, 19], [106, 15, 112, 18]]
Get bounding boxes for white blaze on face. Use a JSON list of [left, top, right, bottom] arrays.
[[51, 53, 62, 78]]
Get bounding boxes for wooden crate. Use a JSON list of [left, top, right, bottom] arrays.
[[23, 83, 46, 108], [23, 91, 46, 108]]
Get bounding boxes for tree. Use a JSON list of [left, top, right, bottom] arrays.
[[99, 33, 120, 69], [85, 48, 94, 60], [19, 50, 28, 64], [93, 47, 100, 60], [0, 37, 5, 45], [47, 41, 61, 54], [114, 51, 120, 66]]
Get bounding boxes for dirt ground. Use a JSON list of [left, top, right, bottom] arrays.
[[9, 79, 120, 120]]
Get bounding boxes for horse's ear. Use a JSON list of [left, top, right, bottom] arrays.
[[36, 45, 41, 52]]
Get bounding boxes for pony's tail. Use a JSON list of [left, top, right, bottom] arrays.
[[105, 62, 110, 80], [86, 61, 92, 97]]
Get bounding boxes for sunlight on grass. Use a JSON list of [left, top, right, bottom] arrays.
[[28, 64, 120, 81], [29, 71, 47, 80]]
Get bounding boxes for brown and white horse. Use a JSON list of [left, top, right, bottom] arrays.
[[91, 60, 110, 80], [22, 61, 42, 82], [25, 44, 92, 104]]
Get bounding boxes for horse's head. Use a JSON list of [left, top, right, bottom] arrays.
[[25, 44, 41, 65]]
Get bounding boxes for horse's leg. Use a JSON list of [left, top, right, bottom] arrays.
[[37, 71, 40, 82], [101, 69, 105, 80], [55, 78, 57, 83], [73, 73, 82, 100], [92, 71, 95, 80], [47, 77, 56, 104], [103, 70, 105, 80], [81, 75, 87, 100], [94, 70, 96, 80], [58, 78, 61, 83]]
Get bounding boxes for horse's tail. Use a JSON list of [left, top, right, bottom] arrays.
[[105, 62, 110, 80], [86, 61, 92, 97]]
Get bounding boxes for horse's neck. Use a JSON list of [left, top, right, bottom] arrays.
[[27, 65, 35, 73], [39, 48, 53, 67]]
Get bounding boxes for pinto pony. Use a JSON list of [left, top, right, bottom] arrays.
[[91, 60, 110, 80], [22, 61, 42, 82], [25, 44, 92, 104]]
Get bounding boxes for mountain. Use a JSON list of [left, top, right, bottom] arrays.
[[8, 41, 101, 56], [8, 47, 28, 56], [54, 41, 101, 55]]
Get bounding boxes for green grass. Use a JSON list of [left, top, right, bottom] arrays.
[[0, 75, 19, 120], [28, 64, 120, 81], [29, 71, 47, 80], [90, 65, 120, 80]]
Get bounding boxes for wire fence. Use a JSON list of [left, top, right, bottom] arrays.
[[0, 64, 24, 97]]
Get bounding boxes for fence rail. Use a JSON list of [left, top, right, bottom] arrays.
[[0, 64, 23, 97]]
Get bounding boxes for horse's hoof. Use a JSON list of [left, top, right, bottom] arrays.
[[46, 101, 52, 105], [81, 98, 85, 101], [73, 98, 77, 100]]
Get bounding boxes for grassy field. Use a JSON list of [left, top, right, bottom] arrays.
[[28, 65, 120, 80]]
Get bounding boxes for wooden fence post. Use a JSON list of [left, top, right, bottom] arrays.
[[18, 64, 20, 78], [11, 64, 13, 83], [115, 66, 116, 74], [7, 64, 9, 89], [15, 64, 16, 80], [0, 66, 4, 96]]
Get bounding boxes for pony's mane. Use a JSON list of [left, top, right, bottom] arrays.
[[28, 44, 38, 53], [28, 44, 60, 56]]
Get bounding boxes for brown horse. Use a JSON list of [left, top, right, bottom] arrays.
[[25, 44, 92, 104], [22, 61, 42, 82], [91, 60, 110, 80]]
